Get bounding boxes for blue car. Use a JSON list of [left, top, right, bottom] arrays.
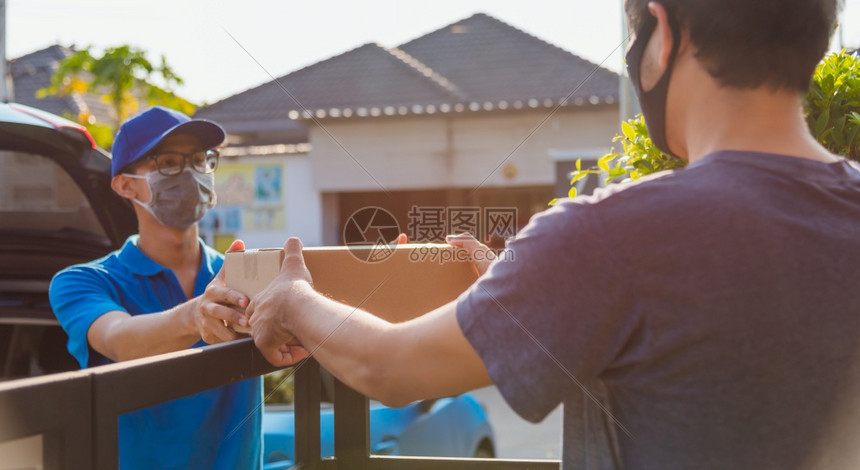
[[263, 394, 495, 469]]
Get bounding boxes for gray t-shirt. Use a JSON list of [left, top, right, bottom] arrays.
[[457, 151, 860, 470]]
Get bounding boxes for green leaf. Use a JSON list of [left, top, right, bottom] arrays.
[[570, 171, 589, 184], [568, 187, 578, 199], [622, 120, 635, 141], [608, 167, 626, 180], [832, 126, 846, 149], [848, 126, 860, 146], [633, 159, 653, 172], [597, 154, 613, 172], [575, 158, 581, 171], [834, 116, 846, 133], [822, 74, 835, 94], [815, 108, 830, 137]]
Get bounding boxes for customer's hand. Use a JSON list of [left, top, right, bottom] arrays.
[[446, 233, 496, 276], [194, 239, 250, 344], [247, 237, 312, 367]]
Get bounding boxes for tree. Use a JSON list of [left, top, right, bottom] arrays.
[[38, 45, 196, 149], [562, 50, 860, 200]]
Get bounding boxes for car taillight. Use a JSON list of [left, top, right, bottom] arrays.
[[58, 125, 97, 148], [8, 103, 97, 149]]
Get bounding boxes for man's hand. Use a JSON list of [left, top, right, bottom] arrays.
[[193, 239, 251, 344], [247, 237, 312, 367], [446, 233, 496, 276]]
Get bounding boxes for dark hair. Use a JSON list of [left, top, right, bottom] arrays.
[[625, 0, 842, 92], [115, 155, 148, 176]]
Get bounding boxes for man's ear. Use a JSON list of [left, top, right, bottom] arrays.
[[647, 1, 676, 70], [111, 174, 138, 200]]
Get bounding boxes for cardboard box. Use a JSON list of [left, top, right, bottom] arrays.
[[225, 244, 479, 331]]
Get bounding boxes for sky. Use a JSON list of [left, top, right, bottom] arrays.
[[7, 0, 860, 105]]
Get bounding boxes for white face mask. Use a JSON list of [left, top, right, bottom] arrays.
[[124, 168, 217, 229]]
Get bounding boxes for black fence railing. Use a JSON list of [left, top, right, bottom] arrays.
[[0, 337, 561, 470]]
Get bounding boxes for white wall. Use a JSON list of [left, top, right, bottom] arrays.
[[308, 106, 620, 192], [283, 155, 322, 246]]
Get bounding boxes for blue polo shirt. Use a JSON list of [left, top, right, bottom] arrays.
[[49, 235, 262, 470]]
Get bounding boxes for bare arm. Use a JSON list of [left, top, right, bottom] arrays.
[[88, 306, 197, 362], [247, 238, 492, 407], [87, 240, 251, 362]]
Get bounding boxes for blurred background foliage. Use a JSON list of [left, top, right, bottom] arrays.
[[38, 44, 196, 149]]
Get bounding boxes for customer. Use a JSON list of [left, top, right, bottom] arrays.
[[248, 1, 860, 469]]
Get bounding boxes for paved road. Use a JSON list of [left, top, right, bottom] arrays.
[[469, 386, 562, 460]]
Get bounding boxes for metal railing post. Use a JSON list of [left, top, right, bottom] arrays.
[[334, 378, 369, 470], [294, 358, 322, 468]]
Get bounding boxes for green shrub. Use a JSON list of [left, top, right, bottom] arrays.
[[805, 50, 860, 160]]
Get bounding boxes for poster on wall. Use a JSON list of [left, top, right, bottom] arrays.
[[255, 166, 282, 202], [199, 206, 242, 232], [200, 162, 285, 250]]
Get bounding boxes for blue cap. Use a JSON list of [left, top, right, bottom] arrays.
[[110, 106, 226, 177]]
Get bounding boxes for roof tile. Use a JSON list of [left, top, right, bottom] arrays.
[[196, 12, 620, 125], [399, 13, 618, 104]]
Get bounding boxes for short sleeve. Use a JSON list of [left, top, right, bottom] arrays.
[[456, 199, 631, 423], [49, 265, 126, 368]]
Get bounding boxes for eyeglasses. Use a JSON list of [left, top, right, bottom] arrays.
[[147, 149, 220, 176]]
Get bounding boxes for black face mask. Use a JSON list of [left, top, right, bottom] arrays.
[[625, 9, 682, 157]]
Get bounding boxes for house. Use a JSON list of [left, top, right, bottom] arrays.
[[196, 13, 621, 249], [10, 45, 115, 126]]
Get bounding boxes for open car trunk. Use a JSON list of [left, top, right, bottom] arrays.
[[0, 105, 136, 380]]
